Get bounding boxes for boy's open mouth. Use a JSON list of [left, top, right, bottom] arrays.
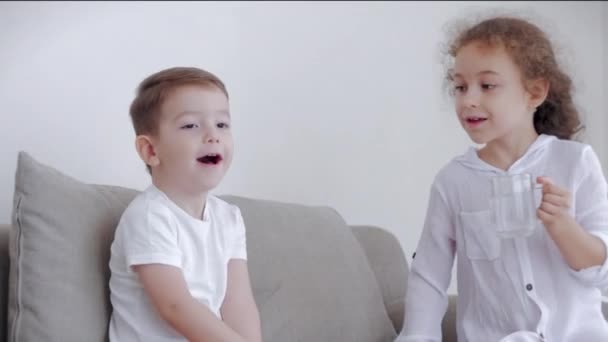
[[197, 154, 223, 165]]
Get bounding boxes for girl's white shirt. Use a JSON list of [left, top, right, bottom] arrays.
[[399, 134, 608, 342]]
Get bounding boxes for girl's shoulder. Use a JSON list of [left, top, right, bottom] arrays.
[[544, 136, 595, 165], [548, 136, 589, 153], [429, 149, 478, 190]]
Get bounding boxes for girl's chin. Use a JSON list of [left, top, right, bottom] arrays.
[[466, 133, 489, 145]]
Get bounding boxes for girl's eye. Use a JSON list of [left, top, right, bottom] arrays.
[[181, 123, 199, 129], [453, 85, 466, 93], [217, 122, 230, 129], [481, 83, 497, 90]]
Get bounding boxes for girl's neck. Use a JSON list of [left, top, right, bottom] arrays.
[[478, 129, 539, 171]]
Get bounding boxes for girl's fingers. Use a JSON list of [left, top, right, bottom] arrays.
[[538, 178, 570, 197], [542, 193, 570, 208], [537, 176, 552, 185], [539, 201, 560, 215], [537, 208, 551, 221]]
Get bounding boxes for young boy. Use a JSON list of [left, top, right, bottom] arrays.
[[108, 67, 261, 342]]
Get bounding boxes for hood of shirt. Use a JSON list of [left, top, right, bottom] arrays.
[[454, 134, 556, 175]]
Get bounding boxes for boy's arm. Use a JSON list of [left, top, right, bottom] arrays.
[[221, 259, 262, 342], [134, 264, 247, 342]]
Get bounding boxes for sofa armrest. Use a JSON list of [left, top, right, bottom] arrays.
[[442, 295, 457, 342], [350, 225, 408, 334], [0, 224, 10, 341]]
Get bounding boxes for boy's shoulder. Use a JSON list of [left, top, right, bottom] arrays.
[[118, 186, 174, 224], [206, 195, 243, 223], [118, 188, 244, 228]]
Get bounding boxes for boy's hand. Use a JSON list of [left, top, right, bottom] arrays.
[[134, 264, 247, 342], [536, 176, 574, 230]]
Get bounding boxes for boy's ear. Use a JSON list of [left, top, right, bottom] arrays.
[[135, 135, 160, 168], [527, 78, 550, 109]]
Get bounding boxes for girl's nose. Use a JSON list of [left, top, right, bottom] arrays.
[[462, 91, 480, 108]]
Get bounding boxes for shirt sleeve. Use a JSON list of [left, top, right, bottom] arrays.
[[398, 180, 456, 342], [121, 201, 182, 269], [570, 146, 608, 288], [229, 206, 248, 261]]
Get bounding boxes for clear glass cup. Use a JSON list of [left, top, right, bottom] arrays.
[[490, 173, 543, 239]]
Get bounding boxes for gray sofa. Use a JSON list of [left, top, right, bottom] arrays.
[[0, 152, 459, 342]]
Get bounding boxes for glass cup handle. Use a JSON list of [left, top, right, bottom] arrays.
[[534, 183, 544, 225]]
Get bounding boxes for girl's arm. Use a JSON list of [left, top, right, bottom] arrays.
[[221, 259, 262, 342], [134, 264, 248, 342], [537, 177, 606, 270], [537, 146, 608, 286], [399, 182, 456, 342]]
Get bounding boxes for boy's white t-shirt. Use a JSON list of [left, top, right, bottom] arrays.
[[108, 185, 247, 342]]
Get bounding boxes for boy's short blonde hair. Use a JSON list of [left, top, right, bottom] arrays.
[[129, 67, 229, 136]]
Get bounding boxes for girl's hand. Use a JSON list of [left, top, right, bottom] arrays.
[[535, 176, 606, 271], [536, 176, 574, 230]]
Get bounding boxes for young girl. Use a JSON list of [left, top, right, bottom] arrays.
[[398, 16, 608, 341]]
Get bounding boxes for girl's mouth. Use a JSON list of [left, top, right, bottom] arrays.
[[465, 117, 487, 127]]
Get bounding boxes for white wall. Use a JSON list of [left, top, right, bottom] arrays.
[[1, 1, 605, 294]]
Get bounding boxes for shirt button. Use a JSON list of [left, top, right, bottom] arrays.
[[526, 283, 533, 291], [412, 252, 416, 259]]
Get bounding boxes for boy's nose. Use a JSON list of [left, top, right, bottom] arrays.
[[205, 136, 220, 143], [203, 129, 220, 143]]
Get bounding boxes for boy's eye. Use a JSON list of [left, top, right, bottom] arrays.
[[217, 122, 230, 129], [180, 123, 199, 129]]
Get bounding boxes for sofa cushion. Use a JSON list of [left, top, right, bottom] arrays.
[[351, 225, 408, 334], [8, 152, 396, 342], [222, 195, 397, 342], [8, 152, 138, 342]]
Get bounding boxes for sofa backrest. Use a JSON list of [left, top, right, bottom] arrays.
[[1, 152, 400, 342], [217, 195, 399, 341]]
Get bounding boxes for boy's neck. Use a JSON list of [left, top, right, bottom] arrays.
[[152, 178, 208, 220], [478, 129, 539, 171]]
